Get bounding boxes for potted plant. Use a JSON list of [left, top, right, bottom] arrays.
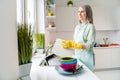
[[34, 33, 45, 49], [17, 24, 33, 77]]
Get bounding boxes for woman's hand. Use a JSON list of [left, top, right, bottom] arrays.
[[61, 40, 84, 50], [61, 40, 70, 49], [61, 40, 74, 49], [81, 44, 86, 49]]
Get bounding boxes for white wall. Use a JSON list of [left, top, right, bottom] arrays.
[[96, 30, 120, 44], [45, 31, 74, 44], [0, 0, 19, 80]]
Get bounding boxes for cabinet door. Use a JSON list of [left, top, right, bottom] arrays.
[[94, 48, 112, 69], [93, 6, 120, 30], [93, 7, 112, 30], [112, 6, 120, 30], [111, 47, 120, 67], [56, 7, 75, 31]]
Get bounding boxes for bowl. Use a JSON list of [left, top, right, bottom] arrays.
[[60, 57, 75, 62], [59, 57, 77, 71], [60, 63, 77, 71], [60, 59, 77, 64]]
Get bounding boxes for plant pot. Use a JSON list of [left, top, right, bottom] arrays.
[[19, 63, 32, 77]]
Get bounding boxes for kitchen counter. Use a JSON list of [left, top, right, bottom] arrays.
[[29, 38, 100, 80], [93, 46, 120, 69], [30, 54, 100, 80], [94, 45, 120, 49]]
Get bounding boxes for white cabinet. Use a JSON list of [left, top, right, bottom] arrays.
[[112, 6, 120, 30], [111, 47, 120, 67], [93, 7, 110, 30], [92, 6, 120, 30], [93, 47, 120, 69], [56, 7, 75, 31], [94, 48, 112, 69]]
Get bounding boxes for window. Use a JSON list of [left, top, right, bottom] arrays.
[[17, 0, 36, 31], [17, 0, 45, 33], [17, 0, 45, 51], [17, 0, 23, 24]]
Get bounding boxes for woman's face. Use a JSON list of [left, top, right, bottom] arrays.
[[78, 7, 86, 22]]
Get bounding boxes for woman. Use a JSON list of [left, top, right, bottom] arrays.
[[73, 5, 96, 71], [62, 5, 96, 71]]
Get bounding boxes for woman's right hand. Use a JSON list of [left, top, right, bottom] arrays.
[[73, 43, 83, 50]]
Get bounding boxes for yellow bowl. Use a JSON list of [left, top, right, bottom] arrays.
[[60, 57, 75, 62]]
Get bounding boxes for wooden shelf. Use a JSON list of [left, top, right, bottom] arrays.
[[46, 16, 56, 18]]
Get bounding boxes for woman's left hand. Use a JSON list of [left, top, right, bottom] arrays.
[[61, 40, 70, 49]]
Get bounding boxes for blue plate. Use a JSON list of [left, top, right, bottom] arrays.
[[55, 65, 83, 75]]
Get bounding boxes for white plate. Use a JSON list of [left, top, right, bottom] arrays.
[[55, 65, 83, 75]]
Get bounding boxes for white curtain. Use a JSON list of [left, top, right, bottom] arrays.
[[17, 0, 45, 33]]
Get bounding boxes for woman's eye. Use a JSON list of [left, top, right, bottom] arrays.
[[81, 11, 85, 13], [78, 11, 85, 13]]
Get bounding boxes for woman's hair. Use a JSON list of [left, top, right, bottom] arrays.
[[81, 5, 93, 24]]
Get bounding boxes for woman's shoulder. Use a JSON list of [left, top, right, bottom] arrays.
[[87, 23, 94, 27], [87, 23, 95, 29], [75, 24, 80, 29]]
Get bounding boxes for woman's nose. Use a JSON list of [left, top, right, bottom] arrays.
[[79, 13, 82, 17]]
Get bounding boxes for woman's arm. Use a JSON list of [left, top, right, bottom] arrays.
[[84, 24, 96, 50]]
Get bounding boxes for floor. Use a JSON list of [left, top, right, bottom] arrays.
[[21, 52, 120, 80]]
